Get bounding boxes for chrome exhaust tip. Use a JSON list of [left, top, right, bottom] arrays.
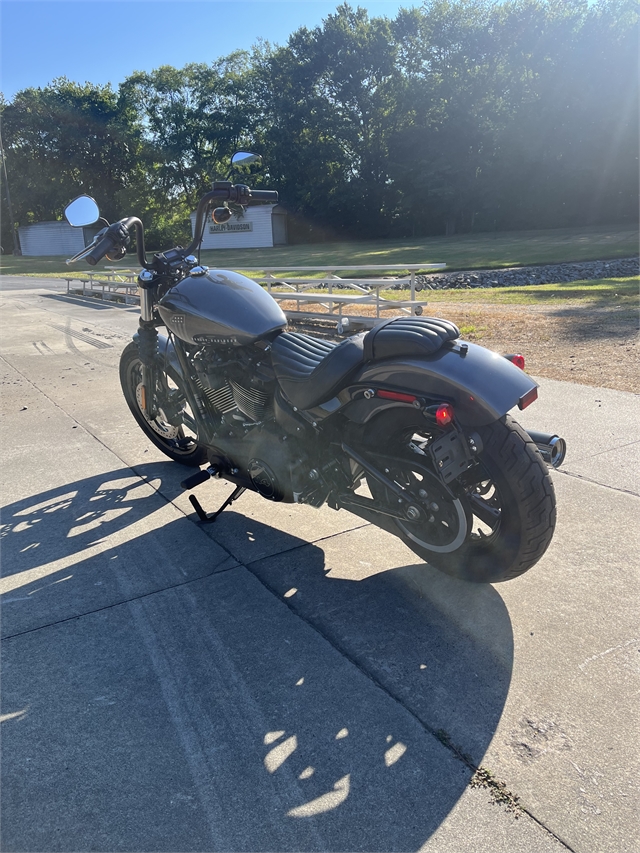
[[525, 430, 567, 469]]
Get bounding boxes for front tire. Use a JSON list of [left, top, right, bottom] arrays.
[[364, 412, 556, 583], [119, 341, 207, 467]]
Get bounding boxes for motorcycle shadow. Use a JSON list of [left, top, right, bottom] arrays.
[[1, 463, 514, 851], [229, 508, 514, 770]]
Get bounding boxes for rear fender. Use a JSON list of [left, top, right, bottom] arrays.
[[340, 341, 537, 427]]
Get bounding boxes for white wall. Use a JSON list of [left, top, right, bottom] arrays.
[[272, 211, 288, 245], [18, 221, 87, 257], [190, 205, 275, 250]]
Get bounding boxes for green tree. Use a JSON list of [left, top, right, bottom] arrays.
[[1, 78, 145, 241], [2, 0, 637, 251], [474, 0, 639, 230], [255, 5, 402, 237], [389, 0, 501, 235], [122, 54, 256, 209]]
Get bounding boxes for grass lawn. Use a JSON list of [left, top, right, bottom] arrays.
[[277, 277, 638, 330], [1, 223, 637, 278], [392, 276, 639, 307]]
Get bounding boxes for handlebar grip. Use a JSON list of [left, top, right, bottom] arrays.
[[250, 189, 279, 202], [85, 233, 118, 266]]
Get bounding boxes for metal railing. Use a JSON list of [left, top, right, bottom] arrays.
[[64, 263, 446, 330], [245, 265, 445, 330]]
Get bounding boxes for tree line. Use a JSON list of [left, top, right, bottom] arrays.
[[1, 0, 637, 252]]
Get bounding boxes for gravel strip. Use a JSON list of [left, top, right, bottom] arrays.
[[411, 256, 639, 290]]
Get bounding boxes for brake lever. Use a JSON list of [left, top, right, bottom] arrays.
[[65, 228, 106, 265]]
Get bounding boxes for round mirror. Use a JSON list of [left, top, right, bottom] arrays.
[[64, 195, 100, 227], [231, 151, 262, 167]]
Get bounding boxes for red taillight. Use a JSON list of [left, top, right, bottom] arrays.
[[505, 353, 525, 370], [435, 403, 454, 426], [377, 389, 417, 403]]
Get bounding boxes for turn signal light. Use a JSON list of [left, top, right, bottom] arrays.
[[505, 353, 526, 370], [435, 403, 454, 426]]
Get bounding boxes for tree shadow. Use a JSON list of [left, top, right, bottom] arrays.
[[1, 463, 513, 851], [0, 463, 235, 637], [42, 292, 120, 311], [546, 303, 638, 341]]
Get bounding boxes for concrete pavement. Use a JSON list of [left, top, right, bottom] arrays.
[[1, 276, 638, 851]]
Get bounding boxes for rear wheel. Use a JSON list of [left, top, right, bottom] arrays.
[[363, 411, 556, 582], [119, 341, 207, 466]]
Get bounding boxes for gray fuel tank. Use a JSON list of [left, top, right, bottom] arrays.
[[157, 268, 286, 346]]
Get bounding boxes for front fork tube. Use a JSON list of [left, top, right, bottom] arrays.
[[140, 363, 157, 419], [138, 287, 158, 419]]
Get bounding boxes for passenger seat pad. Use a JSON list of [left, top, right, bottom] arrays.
[[364, 317, 460, 361]]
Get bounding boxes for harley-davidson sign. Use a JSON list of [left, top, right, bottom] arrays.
[[209, 221, 253, 234]]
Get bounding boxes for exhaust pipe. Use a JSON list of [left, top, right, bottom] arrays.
[[525, 430, 567, 469]]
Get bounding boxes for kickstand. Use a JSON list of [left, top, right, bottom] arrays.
[[189, 485, 246, 524]]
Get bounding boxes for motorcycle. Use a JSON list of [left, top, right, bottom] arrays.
[[64, 152, 565, 583]]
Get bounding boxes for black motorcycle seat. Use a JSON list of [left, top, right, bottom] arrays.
[[271, 317, 460, 410], [364, 316, 460, 360], [270, 331, 367, 410]]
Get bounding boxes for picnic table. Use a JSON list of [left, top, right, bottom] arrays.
[[243, 264, 446, 330], [64, 268, 140, 304], [63, 263, 446, 330]]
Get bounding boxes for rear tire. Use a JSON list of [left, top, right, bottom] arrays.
[[119, 341, 207, 467], [364, 412, 556, 583]]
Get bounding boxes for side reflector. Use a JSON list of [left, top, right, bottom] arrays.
[[505, 353, 526, 370], [140, 385, 147, 411], [377, 390, 417, 403], [518, 387, 538, 410], [435, 403, 454, 426]]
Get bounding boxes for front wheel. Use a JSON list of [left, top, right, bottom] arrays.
[[364, 412, 556, 583], [119, 341, 207, 467]]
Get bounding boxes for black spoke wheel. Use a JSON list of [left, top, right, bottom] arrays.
[[119, 341, 207, 467], [362, 410, 556, 583]]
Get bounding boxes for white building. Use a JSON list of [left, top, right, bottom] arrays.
[[18, 221, 97, 257], [190, 204, 287, 250]]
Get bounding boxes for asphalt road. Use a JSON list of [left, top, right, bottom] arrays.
[[1, 278, 638, 852]]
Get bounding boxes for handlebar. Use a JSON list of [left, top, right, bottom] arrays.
[[85, 232, 119, 266], [85, 217, 146, 267], [249, 189, 279, 201], [67, 184, 277, 268], [183, 184, 278, 257]]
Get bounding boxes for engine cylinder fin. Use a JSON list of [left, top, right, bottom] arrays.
[[198, 380, 237, 414], [230, 381, 270, 422]]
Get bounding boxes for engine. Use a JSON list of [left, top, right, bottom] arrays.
[[193, 344, 275, 429], [200, 379, 271, 424], [192, 343, 330, 504]]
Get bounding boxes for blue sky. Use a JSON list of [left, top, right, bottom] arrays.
[[1, 0, 410, 99]]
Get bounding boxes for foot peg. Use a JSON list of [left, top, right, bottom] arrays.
[[180, 469, 211, 490]]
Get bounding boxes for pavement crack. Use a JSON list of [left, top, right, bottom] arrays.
[[569, 438, 640, 465], [241, 560, 577, 852], [0, 556, 240, 642], [469, 765, 523, 814], [555, 467, 639, 497]]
